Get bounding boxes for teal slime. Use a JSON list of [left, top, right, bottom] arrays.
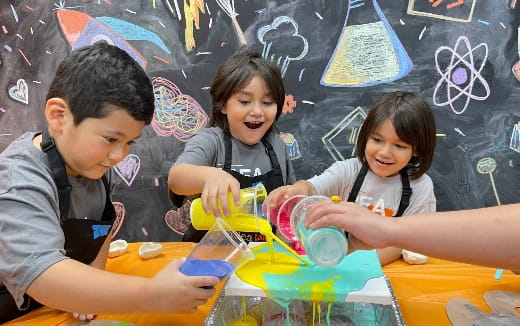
[[180, 259, 235, 279]]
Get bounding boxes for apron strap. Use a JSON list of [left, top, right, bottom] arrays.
[[40, 130, 71, 221], [395, 167, 412, 217]]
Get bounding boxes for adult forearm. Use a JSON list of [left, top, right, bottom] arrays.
[[390, 204, 520, 269]]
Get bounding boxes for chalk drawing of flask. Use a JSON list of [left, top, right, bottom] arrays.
[[320, 0, 413, 87]]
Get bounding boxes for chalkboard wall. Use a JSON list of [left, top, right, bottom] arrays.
[[1, 0, 519, 242]]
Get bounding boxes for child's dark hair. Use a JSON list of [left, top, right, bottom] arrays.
[[46, 42, 154, 125], [356, 91, 436, 179], [209, 50, 285, 133]]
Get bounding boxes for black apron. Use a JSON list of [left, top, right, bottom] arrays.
[[0, 132, 116, 323], [344, 164, 412, 238], [182, 132, 285, 243]]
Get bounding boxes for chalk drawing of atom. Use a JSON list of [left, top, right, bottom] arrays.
[[433, 35, 490, 115]]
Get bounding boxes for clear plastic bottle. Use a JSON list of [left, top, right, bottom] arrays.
[[289, 196, 348, 267], [190, 183, 267, 231]]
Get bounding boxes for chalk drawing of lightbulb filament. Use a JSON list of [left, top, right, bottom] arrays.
[[476, 157, 501, 205], [433, 36, 490, 115], [321, 0, 413, 87], [151, 77, 208, 142], [257, 16, 308, 77]]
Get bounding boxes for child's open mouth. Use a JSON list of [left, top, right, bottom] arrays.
[[376, 158, 393, 165], [244, 122, 263, 129]]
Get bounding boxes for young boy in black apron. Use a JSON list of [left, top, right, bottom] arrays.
[[0, 42, 217, 323], [168, 51, 296, 243]]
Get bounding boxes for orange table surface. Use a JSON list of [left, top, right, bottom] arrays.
[[384, 258, 520, 326], [4, 242, 222, 326], [5, 243, 520, 326]]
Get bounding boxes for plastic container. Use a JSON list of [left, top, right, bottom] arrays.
[[180, 218, 255, 283], [265, 195, 348, 267], [190, 183, 267, 230]]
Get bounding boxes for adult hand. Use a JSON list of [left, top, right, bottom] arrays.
[[146, 258, 219, 313], [304, 200, 393, 249], [201, 170, 240, 217]]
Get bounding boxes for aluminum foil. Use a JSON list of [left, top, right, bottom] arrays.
[[205, 276, 405, 326]]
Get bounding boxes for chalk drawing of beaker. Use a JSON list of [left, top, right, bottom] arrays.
[[321, 0, 413, 87]]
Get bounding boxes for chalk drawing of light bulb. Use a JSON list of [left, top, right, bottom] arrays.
[[151, 77, 208, 142], [512, 27, 520, 81], [510, 122, 520, 153], [433, 36, 490, 115], [322, 107, 367, 161], [321, 0, 413, 87], [476, 157, 501, 206], [257, 16, 308, 77], [216, 0, 247, 45]]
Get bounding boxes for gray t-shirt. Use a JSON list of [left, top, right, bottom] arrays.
[[309, 158, 436, 216], [174, 127, 296, 185], [0, 132, 107, 307]]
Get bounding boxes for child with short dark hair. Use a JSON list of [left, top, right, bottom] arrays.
[[0, 42, 218, 323], [267, 91, 437, 265], [168, 50, 296, 242]]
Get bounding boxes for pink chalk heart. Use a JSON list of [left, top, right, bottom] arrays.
[[164, 200, 191, 235], [114, 154, 140, 186], [110, 201, 125, 238]]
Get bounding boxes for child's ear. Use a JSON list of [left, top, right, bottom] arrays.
[[45, 98, 69, 135]]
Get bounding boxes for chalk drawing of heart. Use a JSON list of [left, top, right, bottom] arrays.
[[110, 201, 126, 238], [164, 200, 191, 235], [114, 154, 140, 186], [8, 79, 29, 104]]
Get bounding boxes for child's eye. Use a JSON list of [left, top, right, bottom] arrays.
[[104, 137, 118, 143], [127, 140, 136, 146], [371, 136, 382, 143], [263, 101, 274, 105], [239, 100, 251, 105], [396, 144, 409, 149]]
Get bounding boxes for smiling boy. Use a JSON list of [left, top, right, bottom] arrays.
[[0, 42, 218, 323]]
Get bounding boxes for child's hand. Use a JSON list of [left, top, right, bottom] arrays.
[[73, 312, 95, 321], [201, 170, 240, 217], [266, 184, 303, 213], [146, 258, 219, 314]]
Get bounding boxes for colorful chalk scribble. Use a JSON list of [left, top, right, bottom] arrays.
[[321, 0, 413, 87], [433, 35, 490, 115], [150, 77, 208, 141]]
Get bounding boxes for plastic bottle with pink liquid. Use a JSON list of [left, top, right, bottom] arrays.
[[264, 195, 348, 267]]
